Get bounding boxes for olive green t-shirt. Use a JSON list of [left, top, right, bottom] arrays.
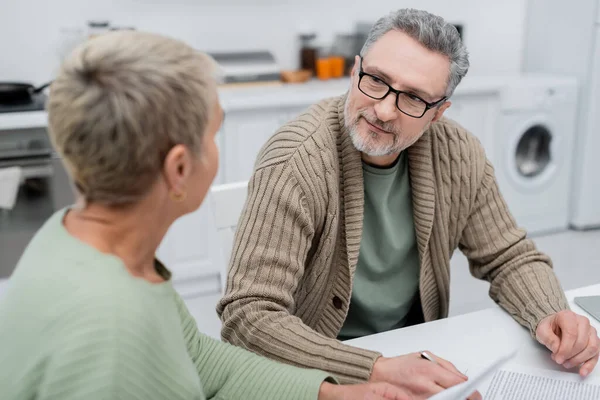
[[338, 152, 420, 340]]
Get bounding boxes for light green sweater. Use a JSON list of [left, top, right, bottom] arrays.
[[0, 210, 332, 400]]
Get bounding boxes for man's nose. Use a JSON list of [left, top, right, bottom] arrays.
[[373, 93, 399, 122]]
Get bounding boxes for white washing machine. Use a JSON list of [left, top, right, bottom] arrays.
[[445, 75, 578, 235], [523, 0, 600, 230], [490, 76, 578, 235]]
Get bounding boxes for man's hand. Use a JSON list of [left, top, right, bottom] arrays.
[[319, 381, 410, 400], [369, 352, 481, 400], [536, 310, 600, 377]]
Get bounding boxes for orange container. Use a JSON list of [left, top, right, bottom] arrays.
[[329, 56, 345, 78], [316, 57, 332, 80]]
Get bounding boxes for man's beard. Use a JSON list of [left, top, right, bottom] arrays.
[[344, 99, 402, 157], [344, 97, 430, 156]]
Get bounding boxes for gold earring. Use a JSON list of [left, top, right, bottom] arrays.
[[170, 191, 187, 202]]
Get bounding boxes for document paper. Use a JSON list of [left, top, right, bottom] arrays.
[[428, 349, 517, 400], [485, 365, 600, 400]]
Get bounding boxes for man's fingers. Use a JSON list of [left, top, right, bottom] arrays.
[[555, 312, 579, 364], [564, 329, 599, 369], [567, 321, 592, 362], [537, 321, 561, 353], [580, 354, 600, 378]]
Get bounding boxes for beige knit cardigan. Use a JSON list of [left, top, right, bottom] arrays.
[[217, 95, 568, 383]]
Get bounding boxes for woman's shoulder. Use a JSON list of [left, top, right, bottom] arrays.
[[3, 210, 178, 337], [4, 259, 175, 331]]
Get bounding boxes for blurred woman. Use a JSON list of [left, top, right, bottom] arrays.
[[0, 31, 406, 400]]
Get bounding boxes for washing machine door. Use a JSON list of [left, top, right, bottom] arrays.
[[514, 124, 553, 179], [506, 116, 559, 191]]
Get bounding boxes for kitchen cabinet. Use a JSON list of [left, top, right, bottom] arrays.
[[157, 199, 221, 297], [215, 79, 350, 184], [156, 196, 225, 337], [219, 106, 309, 183]]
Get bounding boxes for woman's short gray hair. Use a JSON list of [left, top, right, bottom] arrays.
[[48, 31, 218, 206], [360, 8, 469, 97]]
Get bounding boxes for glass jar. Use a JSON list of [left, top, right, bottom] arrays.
[[299, 32, 317, 74], [316, 46, 332, 81]]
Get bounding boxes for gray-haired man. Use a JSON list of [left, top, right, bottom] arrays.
[[218, 8, 598, 398]]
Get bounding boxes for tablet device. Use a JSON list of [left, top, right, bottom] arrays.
[[573, 295, 600, 323]]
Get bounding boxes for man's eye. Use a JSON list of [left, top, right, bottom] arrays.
[[407, 94, 424, 103]]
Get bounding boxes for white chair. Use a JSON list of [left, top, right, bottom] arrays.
[[208, 181, 249, 292]]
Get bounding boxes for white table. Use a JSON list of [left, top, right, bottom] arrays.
[[346, 284, 600, 380]]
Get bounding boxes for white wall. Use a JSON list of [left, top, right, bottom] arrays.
[[1, 0, 527, 84]]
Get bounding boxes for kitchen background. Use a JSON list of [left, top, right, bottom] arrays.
[[1, 0, 527, 82], [1, 0, 599, 339]]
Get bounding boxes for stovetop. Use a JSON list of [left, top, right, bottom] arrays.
[[0, 93, 47, 114]]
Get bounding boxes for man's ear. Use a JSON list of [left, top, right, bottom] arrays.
[[432, 101, 451, 122]]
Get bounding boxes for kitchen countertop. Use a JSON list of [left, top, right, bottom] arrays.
[[218, 78, 351, 111], [0, 74, 540, 130], [0, 111, 47, 131], [217, 74, 526, 110]]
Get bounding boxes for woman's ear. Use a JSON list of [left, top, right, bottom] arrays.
[[163, 144, 192, 193]]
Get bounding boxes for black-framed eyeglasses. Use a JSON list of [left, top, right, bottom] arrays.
[[357, 57, 447, 118]]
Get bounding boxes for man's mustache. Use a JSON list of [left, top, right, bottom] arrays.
[[358, 112, 398, 136]]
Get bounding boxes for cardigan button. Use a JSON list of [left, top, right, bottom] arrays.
[[332, 296, 343, 310]]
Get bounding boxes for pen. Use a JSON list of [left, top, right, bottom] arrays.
[[420, 351, 439, 365], [421, 351, 469, 379]]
